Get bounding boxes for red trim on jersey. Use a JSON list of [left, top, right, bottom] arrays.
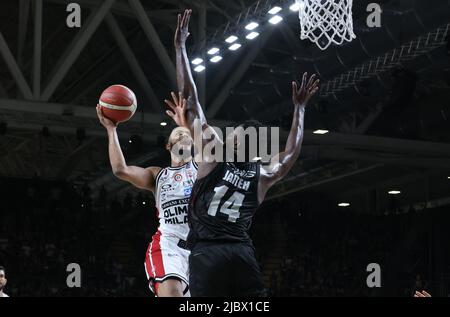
[[144, 230, 166, 294], [144, 246, 152, 277], [151, 231, 165, 277]]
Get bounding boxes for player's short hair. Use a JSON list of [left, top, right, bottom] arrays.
[[236, 119, 264, 130], [239, 119, 271, 143], [234, 119, 272, 162]]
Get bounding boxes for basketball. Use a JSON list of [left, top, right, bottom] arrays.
[[99, 85, 137, 123]]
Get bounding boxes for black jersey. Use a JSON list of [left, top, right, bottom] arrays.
[[187, 162, 260, 245]]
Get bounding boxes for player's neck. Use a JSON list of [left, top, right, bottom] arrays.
[[170, 157, 191, 168]]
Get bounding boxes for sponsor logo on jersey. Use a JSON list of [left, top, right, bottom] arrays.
[[230, 168, 256, 179], [159, 176, 169, 183], [162, 198, 190, 209], [161, 183, 178, 194], [173, 173, 183, 182], [184, 187, 192, 197], [183, 180, 194, 187]]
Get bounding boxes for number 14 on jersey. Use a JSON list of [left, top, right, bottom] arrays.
[[207, 185, 244, 223]]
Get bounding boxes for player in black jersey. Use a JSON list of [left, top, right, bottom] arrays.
[[168, 10, 319, 297]]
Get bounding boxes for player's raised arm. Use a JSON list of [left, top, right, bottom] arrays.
[[174, 9, 207, 129], [172, 10, 223, 173], [259, 73, 319, 200], [96, 105, 161, 192]]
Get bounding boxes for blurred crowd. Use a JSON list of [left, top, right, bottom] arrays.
[[252, 198, 450, 297], [0, 177, 153, 296], [1, 177, 449, 297]]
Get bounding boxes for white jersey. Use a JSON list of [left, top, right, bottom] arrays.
[[0, 292, 8, 297], [154, 161, 197, 240]]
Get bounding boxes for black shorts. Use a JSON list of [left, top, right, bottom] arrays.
[[189, 241, 265, 297]]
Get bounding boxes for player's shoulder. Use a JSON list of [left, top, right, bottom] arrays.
[[146, 166, 163, 175], [152, 166, 167, 184], [1, 293, 9, 297]]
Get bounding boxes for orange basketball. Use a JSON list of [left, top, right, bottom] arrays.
[[99, 85, 137, 123]]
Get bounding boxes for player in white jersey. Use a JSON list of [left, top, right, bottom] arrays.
[[97, 95, 195, 297], [145, 160, 197, 296]]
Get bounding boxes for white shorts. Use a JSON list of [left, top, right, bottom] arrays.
[[144, 230, 190, 295]]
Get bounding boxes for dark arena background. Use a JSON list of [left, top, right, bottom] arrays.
[[0, 0, 450, 299]]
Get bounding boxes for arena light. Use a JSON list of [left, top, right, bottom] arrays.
[[210, 55, 223, 63], [191, 58, 203, 65], [245, 22, 259, 31], [388, 190, 401, 195], [160, 122, 167, 127], [290, 2, 301, 12], [129, 135, 143, 151], [338, 203, 350, 207], [269, 15, 283, 25], [268, 6, 282, 15], [207, 47, 220, 55], [225, 35, 238, 43], [228, 43, 242, 51], [194, 65, 206, 72], [313, 129, 329, 135], [246, 32, 260, 40]]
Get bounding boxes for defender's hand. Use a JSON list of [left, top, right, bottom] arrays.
[[165, 92, 188, 128], [292, 72, 320, 108], [174, 9, 192, 48]]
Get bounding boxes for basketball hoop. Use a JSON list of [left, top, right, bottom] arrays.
[[296, 0, 356, 50]]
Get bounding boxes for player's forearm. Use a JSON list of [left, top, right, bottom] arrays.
[[176, 45, 207, 128], [176, 45, 197, 99], [268, 107, 305, 182], [284, 106, 305, 160], [107, 128, 128, 175]]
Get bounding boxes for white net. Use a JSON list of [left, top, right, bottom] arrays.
[[296, 0, 356, 50]]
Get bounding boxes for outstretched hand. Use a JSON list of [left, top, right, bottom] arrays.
[[174, 9, 192, 48], [165, 92, 188, 128], [292, 72, 320, 108]]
